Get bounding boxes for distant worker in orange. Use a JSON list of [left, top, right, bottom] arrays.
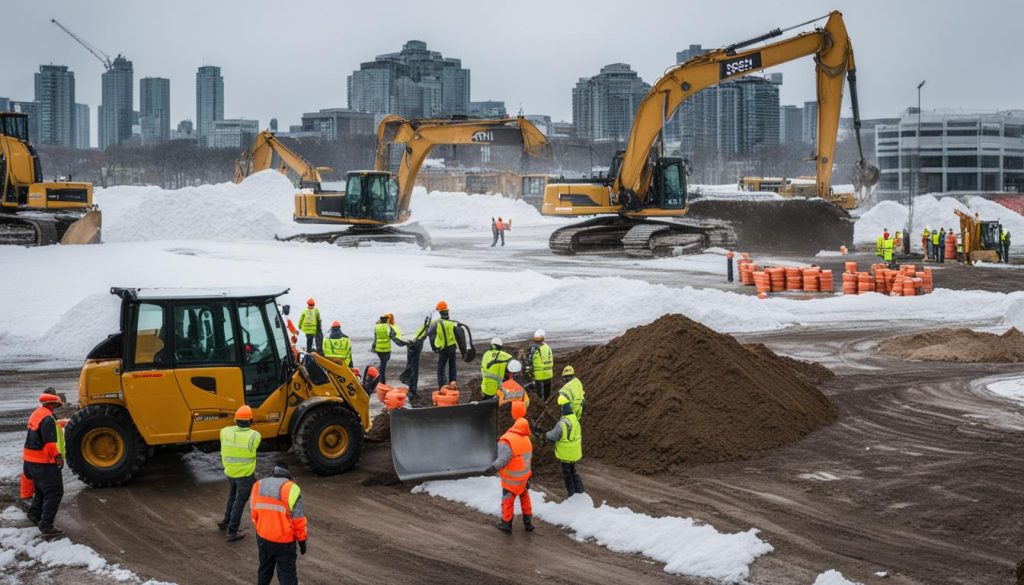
[[23, 390, 66, 538], [220, 405, 261, 542], [251, 463, 308, 585], [484, 416, 534, 533], [494, 216, 511, 247]]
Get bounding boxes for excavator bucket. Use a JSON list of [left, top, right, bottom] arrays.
[[390, 400, 497, 482], [59, 209, 102, 245]]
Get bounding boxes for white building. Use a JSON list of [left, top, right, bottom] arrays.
[[208, 119, 258, 149]]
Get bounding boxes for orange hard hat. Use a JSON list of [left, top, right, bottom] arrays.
[[510, 400, 527, 421], [367, 366, 380, 378], [436, 300, 448, 311], [38, 392, 62, 406], [331, 320, 341, 328], [235, 405, 253, 421], [307, 298, 315, 306]]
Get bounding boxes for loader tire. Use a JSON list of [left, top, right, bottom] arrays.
[[294, 406, 363, 476], [65, 405, 148, 488]]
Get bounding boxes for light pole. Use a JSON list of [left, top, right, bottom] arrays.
[[908, 80, 925, 247]]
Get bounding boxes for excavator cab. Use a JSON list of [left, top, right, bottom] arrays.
[[650, 157, 688, 210], [343, 171, 399, 222]]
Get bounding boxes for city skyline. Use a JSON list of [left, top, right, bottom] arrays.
[[4, 0, 1023, 148]]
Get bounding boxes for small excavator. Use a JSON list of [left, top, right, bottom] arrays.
[[0, 112, 101, 246], [542, 11, 879, 256], [234, 116, 548, 248]]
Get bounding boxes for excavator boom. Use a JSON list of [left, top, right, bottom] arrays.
[[233, 130, 334, 187]]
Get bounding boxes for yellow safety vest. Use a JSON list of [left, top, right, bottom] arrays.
[[298, 308, 320, 335], [558, 378, 585, 420], [374, 323, 392, 353], [220, 425, 261, 478], [433, 318, 458, 350], [480, 348, 512, 396], [882, 237, 895, 262], [531, 343, 553, 381], [323, 336, 351, 362], [553, 414, 582, 463]]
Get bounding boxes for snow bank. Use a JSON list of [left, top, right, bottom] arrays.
[[813, 570, 863, 585], [854, 194, 1024, 246], [986, 376, 1024, 404], [412, 476, 772, 583], [0, 506, 173, 584], [409, 187, 560, 230]]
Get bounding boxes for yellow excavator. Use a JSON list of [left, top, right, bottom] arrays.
[[543, 11, 878, 256], [0, 112, 101, 245], [234, 116, 547, 247]]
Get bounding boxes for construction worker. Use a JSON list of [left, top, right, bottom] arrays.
[[937, 227, 946, 263], [400, 314, 431, 399], [922, 226, 931, 260], [250, 463, 307, 585], [495, 217, 508, 247], [322, 321, 352, 368], [372, 314, 405, 384], [427, 300, 459, 387], [297, 298, 321, 354], [875, 231, 884, 258], [882, 232, 895, 268], [484, 417, 533, 533], [1003, 228, 1012, 263], [490, 217, 499, 247], [557, 366, 585, 420], [956, 231, 964, 263], [219, 405, 261, 542], [526, 329, 554, 400], [498, 360, 530, 408], [510, 399, 527, 421], [930, 228, 941, 263], [22, 391, 65, 538], [537, 395, 585, 498], [480, 337, 513, 400]]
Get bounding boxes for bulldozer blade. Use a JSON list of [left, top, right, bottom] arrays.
[[60, 209, 102, 245], [390, 400, 497, 482]]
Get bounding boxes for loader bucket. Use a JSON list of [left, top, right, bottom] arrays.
[[60, 209, 102, 245], [390, 400, 497, 482]]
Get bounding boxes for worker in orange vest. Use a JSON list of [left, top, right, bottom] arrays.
[[251, 463, 308, 585], [23, 391, 66, 538], [484, 417, 533, 532], [497, 360, 531, 409]]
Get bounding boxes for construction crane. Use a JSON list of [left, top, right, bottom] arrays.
[[50, 19, 113, 70]]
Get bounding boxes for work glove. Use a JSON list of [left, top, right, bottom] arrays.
[[483, 464, 497, 476], [54, 455, 64, 469], [299, 540, 307, 555]]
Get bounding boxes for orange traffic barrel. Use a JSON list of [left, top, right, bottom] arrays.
[[842, 272, 857, 294], [376, 382, 393, 403], [768, 267, 786, 292], [857, 272, 873, 293], [802, 268, 819, 292], [785, 267, 802, 290], [753, 271, 770, 294], [902, 280, 917, 296], [819, 269, 834, 292], [844, 261, 858, 274], [385, 389, 407, 410]]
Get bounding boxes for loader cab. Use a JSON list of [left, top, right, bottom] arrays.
[[343, 170, 399, 222], [979, 220, 1002, 250]]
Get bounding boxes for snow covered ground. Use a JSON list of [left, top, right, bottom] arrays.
[[854, 193, 1024, 248], [413, 476, 772, 583]]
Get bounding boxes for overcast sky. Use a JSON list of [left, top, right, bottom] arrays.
[[6, 0, 1023, 147]]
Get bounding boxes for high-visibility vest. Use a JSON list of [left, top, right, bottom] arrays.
[[931, 232, 940, 245], [882, 237, 895, 262], [553, 413, 582, 463], [922, 229, 930, 239], [1002, 229, 1009, 242], [250, 477, 307, 544], [298, 308, 320, 335], [374, 323, 392, 353], [498, 379, 530, 408], [558, 377, 585, 420], [433, 318, 458, 350], [220, 425, 260, 478], [875, 236, 883, 256], [531, 343, 553, 381], [323, 335, 352, 362], [498, 420, 532, 495], [480, 348, 512, 396], [23, 406, 64, 464]]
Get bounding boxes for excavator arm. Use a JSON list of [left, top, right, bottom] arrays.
[[374, 115, 548, 217], [234, 130, 334, 188], [616, 10, 874, 201]]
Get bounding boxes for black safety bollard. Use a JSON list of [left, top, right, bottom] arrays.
[[726, 251, 734, 283]]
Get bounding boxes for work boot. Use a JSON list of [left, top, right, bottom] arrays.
[[217, 520, 228, 531], [494, 520, 512, 533], [38, 526, 65, 540], [226, 532, 246, 542], [522, 515, 534, 532], [26, 513, 40, 526]]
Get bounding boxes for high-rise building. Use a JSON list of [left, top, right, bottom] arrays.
[[300, 108, 374, 140], [11, 101, 40, 144], [171, 119, 197, 141], [100, 55, 134, 149], [736, 75, 781, 153], [779, 105, 803, 145], [75, 103, 90, 149], [34, 65, 76, 148], [524, 114, 552, 136], [469, 101, 507, 118], [572, 63, 650, 142], [347, 41, 471, 118], [802, 100, 818, 146], [0, 97, 10, 112], [140, 77, 171, 144], [208, 119, 258, 149], [196, 66, 224, 143]]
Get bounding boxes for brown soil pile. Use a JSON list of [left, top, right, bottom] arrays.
[[527, 314, 837, 475], [880, 328, 1024, 363], [365, 411, 392, 443]]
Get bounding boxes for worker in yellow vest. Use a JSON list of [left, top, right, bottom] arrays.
[[536, 394, 584, 498], [297, 298, 321, 353], [427, 301, 460, 387], [480, 337, 513, 400], [322, 321, 352, 368], [922, 227, 931, 260], [372, 314, 405, 384], [219, 405, 261, 542], [526, 329, 554, 400], [882, 233, 895, 267]]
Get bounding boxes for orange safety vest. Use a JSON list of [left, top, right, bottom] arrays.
[[497, 379, 530, 408], [496, 220, 506, 231], [498, 418, 533, 495], [250, 477, 308, 543], [23, 406, 60, 464]]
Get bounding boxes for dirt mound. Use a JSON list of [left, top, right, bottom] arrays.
[[687, 198, 854, 253], [880, 328, 1024, 363], [528, 314, 836, 475], [365, 411, 392, 443]]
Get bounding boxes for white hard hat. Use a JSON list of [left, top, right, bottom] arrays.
[[533, 329, 545, 340], [507, 360, 522, 373], [491, 336, 503, 347]]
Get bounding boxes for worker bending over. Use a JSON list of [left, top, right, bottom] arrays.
[[480, 337, 513, 400], [297, 298, 322, 354], [427, 300, 459, 387], [251, 463, 308, 585], [485, 417, 533, 533], [322, 321, 353, 368], [220, 405, 261, 542], [22, 391, 66, 538], [537, 395, 585, 498], [526, 329, 554, 400]]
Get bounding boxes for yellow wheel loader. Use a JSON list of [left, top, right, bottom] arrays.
[[0, 112, 101, 246], [66, 287, 370, 487]]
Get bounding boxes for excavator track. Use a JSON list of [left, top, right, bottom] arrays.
[[549, 216, 736, 257], [278, 223, 431, 249]]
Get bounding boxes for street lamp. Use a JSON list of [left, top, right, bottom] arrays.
[[907, 80, 925, 252]]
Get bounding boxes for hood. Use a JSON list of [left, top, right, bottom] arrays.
[[510, 417, 531, 437]]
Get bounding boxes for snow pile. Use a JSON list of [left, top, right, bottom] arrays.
[[813, 569, 863, 585], [0, 432, 23, 479], [413, 476, 772, 583], [854, 194, 1024, 246], [410, 187, 558, 230], [0, 506, 173, 584], [97, 171, 297, 242], [692, 183, 784, 201], [986, 376, 1024, 404]]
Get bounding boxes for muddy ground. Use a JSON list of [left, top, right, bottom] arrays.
[[4, 322, 1024, 584]]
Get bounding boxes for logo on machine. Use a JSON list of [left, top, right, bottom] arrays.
[[471, 131, 494, 143], [719, 52, 762, 80]]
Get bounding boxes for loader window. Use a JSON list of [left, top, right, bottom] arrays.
[[237, 303, 285, 406], [172, 303, 237, 366], [132, 303, 168, 368]]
